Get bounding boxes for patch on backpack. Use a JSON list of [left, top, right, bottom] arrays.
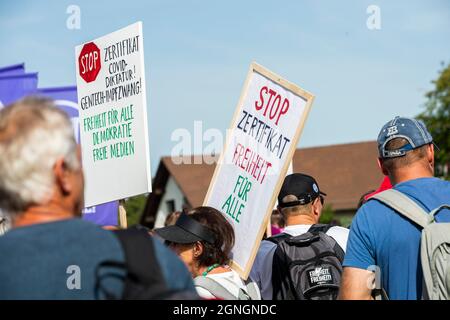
[[307, 266, 334, 286]]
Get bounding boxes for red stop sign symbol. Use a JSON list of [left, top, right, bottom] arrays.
[[78, 42, 101, 83]]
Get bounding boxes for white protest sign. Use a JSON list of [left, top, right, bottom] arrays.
[[75, 22, 151, 207], [204, 62, 314, 279]]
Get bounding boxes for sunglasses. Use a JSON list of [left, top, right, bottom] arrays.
[[319, 195, 325, 206]]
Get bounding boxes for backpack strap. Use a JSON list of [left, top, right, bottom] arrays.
[[308, 224, 332, 234], [266, 232, 291, 245], [243, 278, 261, 300], [428, 204, 450, 222], [308, 224, 345, 263], [194, 276, 238, 300], [194, 276, 257, 300], [370, 189, 431, 228], [111, 228, 168, 299]]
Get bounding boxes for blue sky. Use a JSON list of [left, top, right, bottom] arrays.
[[1, 0, 449, 174]]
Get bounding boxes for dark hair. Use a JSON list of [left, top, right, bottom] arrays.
[[188, 206, 235, 267], [357, 190, 376, 209], [271, 209, 285, 228], [382, 137, 429, 172]]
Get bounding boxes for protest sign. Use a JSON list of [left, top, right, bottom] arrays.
[[204, 62, 314, 279], [75, 22, 152, 207], [37, 86, 119, 226]]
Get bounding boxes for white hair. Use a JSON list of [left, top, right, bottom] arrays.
[[0, 97, 80, 215], [0, 210, 11, 235]]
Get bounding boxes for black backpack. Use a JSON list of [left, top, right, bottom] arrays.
[[95, 227, 199, 300], [267, 224, 345, 300]]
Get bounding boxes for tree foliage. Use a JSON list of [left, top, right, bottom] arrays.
[[319, 204, 335, 224], [124, 194, 148, 226], [417, 62, 450, 179]]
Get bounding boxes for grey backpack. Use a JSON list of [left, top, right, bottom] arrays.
[[372, 189, 450, 300], [194, 276, 260, 300]]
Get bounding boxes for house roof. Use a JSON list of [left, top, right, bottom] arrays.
[[292, 141, 383, 211], [162, 155, 215, 208], [141, 141, 384, 226]]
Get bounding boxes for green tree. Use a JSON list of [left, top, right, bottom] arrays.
[[319, 204, 335, 224], [124, 194, 148, 226], [417, 62, 450, 179]]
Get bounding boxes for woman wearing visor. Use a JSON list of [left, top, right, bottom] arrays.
[[154, 206, 260, 300]]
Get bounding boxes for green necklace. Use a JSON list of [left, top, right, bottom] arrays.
[[202, 263, 220, 276]]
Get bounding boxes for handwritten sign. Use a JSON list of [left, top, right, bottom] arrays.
[[75, 22, 152, 207], [204, 63, 314, 279]]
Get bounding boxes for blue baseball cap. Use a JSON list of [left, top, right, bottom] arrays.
[[377, 116, 434, 159]]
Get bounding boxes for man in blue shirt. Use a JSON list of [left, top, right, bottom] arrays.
[[339, 116, 450, 300], [0, 97, 196, 299]]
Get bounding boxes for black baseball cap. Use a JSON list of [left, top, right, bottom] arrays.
[[154, 212, 216, 244], [278, 173, 326, 208]]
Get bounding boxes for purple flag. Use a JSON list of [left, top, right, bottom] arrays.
[[36, 86, 119, 226], [0, 63, 25, 76], [0, 73, 38, 108], [81, 202, 120, 226]]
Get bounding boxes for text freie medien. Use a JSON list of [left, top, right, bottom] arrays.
[[82, 105, 136, 162]]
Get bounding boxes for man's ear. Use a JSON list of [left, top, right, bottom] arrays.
[[427, 143, 435, 171], [53, 157, 71, 195], [312, 197, 321, 216], [377, 157, 388, 176], [427, 143, 434, 161]]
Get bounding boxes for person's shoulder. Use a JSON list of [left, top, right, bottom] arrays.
[[428, 177, 450, 193], [397, 177, 450, 194], [409, 176, 449, 186], [209, 269, 241, 282], [360, 198, 386, 212], [70, 219, 123, 246], [47, 218, 111, 236], [354, 198, 393, 223], [0, 228, 15, 250], [0, 218, 112, 242], [251, 238, 277, 274], [326, 226, 350, 251], [195, 285, 216, 299], [328, 226, 349, 236], [258, 238, 278, 254]]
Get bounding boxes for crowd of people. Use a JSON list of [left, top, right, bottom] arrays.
[[0, 96, 449, 300]]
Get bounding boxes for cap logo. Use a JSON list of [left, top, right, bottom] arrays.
[[386, 125, 398, 137], [313, 183, 319, 193]]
